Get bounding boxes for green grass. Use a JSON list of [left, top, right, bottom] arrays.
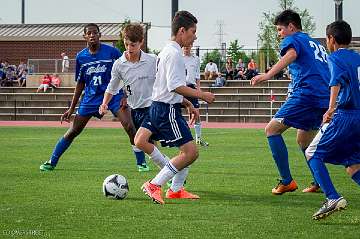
[[0, 127, 359, 238]]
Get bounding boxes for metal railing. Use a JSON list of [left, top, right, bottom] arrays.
[[27, 59, 76, 74]]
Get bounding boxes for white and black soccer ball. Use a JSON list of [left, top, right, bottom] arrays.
[[102, 174, 129, 200]]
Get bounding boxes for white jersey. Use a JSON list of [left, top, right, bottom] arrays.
[[152, 41, 186, 104], [183, 54, 200, 86], [106, 50, 156, 109]]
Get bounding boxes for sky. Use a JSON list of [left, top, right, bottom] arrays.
[[1, 0, 359, 51]]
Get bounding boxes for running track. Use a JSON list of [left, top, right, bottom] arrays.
[[0, 121, 266, 129]]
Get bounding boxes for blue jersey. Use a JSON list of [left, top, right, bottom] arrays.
[[328, 48, 360, 110], [280, 32, 330, 108], [75, 43, 122, 106]]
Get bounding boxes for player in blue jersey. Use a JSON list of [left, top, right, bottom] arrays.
[[251, 10, 330, 195], [305, 20, 360, 220], [39, 23, 139, 171]]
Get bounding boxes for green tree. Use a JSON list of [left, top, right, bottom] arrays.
[[258, 0, 316, 54], [227, 40, 249, 65]]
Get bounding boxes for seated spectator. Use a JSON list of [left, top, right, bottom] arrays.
[[225, 57, 234, 81], [17, 60, 27, 77], [211, 73, 226, 87], [244, 58, 258, 80], [4, 65, 19, 86], [234, 58, 246, 80], [19, 69, 28, 87], [50, 74, 61, 88], [204, 59, 218, 80], [37, 74, 52, 92]]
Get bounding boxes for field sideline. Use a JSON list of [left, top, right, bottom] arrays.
[[0, 127, 359, 238]]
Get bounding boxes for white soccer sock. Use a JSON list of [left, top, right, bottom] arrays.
[[170, 167, 189, 192], [151, 162, 178, 186], [149, 146, 168, 168], [194, 122, 201, 140], [131, 145, 142, 153]]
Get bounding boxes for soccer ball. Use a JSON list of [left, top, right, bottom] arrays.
[[102, 174, 129, 200]]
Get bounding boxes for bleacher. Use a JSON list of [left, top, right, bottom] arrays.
[[0, 78, 290, 122]]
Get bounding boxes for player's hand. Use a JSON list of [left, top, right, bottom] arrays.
[[201, 92, 215, 104], [250, 74, 269, 86], [61, 108, 74, 124], [120, 97, 128, 110], [322, 108, 335, 124], [99, 103, 108, 116], [187, 106, 199, 125]]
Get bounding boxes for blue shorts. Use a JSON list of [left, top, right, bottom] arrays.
[[141, 101, 193, 148], [307, 109, 360, 167], [184, 84, 200, 108], [274, 95, 326, 131], [131, 107, 150, 130], [77, 91, 124, 119]]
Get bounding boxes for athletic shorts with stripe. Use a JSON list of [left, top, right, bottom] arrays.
[[141, 101, 193, 148]]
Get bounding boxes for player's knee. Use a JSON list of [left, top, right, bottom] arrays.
[[346, 165, 360, 176], [186, 146, 199, 162]]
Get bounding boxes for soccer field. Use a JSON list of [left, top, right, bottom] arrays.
[[0, 127, 359, 238]]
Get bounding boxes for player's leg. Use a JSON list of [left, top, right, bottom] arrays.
[[346, 164, 360, 186], [305, 123, 347, 220], [115, 106, 149, 172], [135, 127, 169, 169], [297, 129, 321, 193], [265, 119, 297, 194], [40, 114, 91, 171]]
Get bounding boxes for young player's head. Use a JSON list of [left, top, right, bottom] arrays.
[[83, 23, 101, 46], [274, 10, 302, 39], [326, 20, 352, 52], [121, 23, 144, 55], [171, 11, 197, 47]]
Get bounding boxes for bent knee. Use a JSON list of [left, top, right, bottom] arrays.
[[346, 165, 360, 176]]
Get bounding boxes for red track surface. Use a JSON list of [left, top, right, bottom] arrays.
[[0, 121, 266, 129]]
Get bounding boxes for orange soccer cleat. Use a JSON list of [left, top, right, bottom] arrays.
[[166, 187, 200, 199], [302, 182, 322, 193], [271, 180, 298, 195], [141, 181, 164, 205]]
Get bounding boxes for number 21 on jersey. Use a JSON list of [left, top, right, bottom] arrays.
[[93, 76, 102, 86], [309, 41, 328, 63]]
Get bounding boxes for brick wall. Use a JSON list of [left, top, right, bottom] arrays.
[[0, 40, 116, 64]]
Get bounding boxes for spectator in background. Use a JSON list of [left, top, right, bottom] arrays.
[[204, 59, 218, 80], [235, 58, 246, 80], [245, 58, 258, 80], [19, 69, 28, 87], [37, 74, 52, 92], [50, 74, 61, 88], [61, 52, 70, 72], [211, 73, 226, 87], [17, 60, 27, 76], [225, 57, 234, 81]]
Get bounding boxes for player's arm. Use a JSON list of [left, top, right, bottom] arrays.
[[61, 81, 85, 123], [99, 61, 124, 115], [323, 84, 340, 123], [182, 98, 198, 125], [251, 48, 297, 85], [175, 86, 214, 104]]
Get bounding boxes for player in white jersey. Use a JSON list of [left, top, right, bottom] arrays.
[[183, 43, 209, 146], [100, 23, 169, 172], [134, 11, 215, 205]]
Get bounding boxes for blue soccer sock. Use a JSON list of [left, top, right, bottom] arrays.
[[267, 135, 292, 185], [49, 137, 72, 166], [132, 145, 146, 166], [301, 147, 319, 186], [308, 157, 340, 199], [351, 170, 360, 186], [194, 122, 201, 140]]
